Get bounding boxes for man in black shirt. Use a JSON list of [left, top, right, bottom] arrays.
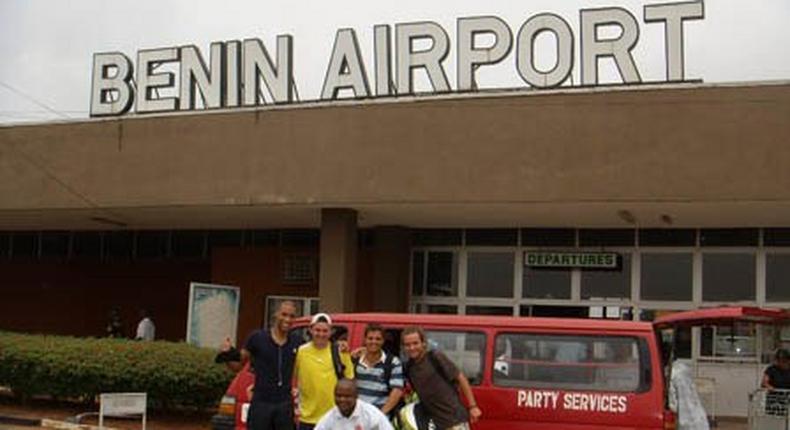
[[222, 300, 302, 430], [763, 348, 790, 416]]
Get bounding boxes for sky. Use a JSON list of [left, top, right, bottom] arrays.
[[0, 0, 788, 124]]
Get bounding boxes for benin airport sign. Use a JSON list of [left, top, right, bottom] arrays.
[[525, 251, 620, 269], [90, 1, 704, 116]]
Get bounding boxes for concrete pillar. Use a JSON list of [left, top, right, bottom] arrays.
[[371, 226, 412, 312], [319, 208, 358, 312]]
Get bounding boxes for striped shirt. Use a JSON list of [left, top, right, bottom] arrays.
[[355, 351, 404, 408]]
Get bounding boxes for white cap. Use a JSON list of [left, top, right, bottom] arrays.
[[310, 312, 332, 326]]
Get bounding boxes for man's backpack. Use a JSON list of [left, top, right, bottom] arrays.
[[403, 349, 456, 388]]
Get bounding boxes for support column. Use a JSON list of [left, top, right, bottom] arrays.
[[371, 226, 412, 312], [319, 208, 358, 312]]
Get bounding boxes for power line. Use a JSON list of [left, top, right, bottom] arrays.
[[0, 80, 71, 119]]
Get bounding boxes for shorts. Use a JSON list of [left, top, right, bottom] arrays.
[[247, 399, 294, 430]]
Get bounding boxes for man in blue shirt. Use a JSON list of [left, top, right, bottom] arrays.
[[223, 300, 302, 430]]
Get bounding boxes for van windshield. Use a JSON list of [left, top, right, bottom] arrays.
[[493, 333, 650, 393]]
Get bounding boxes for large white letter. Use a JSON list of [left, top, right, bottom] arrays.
[[457, 16, 513, 91], [225, 40, 242, 107], [242, 35, 294, 105], [396, 22, 451, 94], [321, 29, 371, 100], [580, 8, 642, 85], [516, 13, 574, 88], [180, 42, 224, 110], [90, 52, 134, 117], [374, 25, 393, 96], [644, 1, 704, 81], [136, 47, 180, 113]]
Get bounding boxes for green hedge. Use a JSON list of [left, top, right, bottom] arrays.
[[0, 331, 234, 410]]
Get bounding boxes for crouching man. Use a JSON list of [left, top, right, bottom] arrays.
[[315, 379, 393, 430]]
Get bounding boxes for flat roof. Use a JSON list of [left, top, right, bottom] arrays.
[[2, 79, 790, 129]]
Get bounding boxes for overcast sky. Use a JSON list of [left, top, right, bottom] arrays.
[[0, 0, 788, 124]]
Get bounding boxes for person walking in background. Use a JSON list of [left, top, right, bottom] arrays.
[[106, 307, 125, 338], [314, 379, 393, 430], [669, 359, 709, 430], [294, 313, 354, 430], [134, 309, 155, 341], [401, 326, 481, 430], [354, 323, 404, 417]]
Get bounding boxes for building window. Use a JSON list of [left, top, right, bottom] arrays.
[[72, 232, 102, 258], [640, 253, 693, 301], [638, 229, 696, 247], [425, 305, 458, 314], [136, 231, 170, 259], [465, 229, 518, 246], [700, 229, 758, 247], [522, 266, 571, 300], [579, 229, 635, 247], [466, 252, 514, 298], [11, 232, 38, 259], [172, 230, 206, 259], [40, 231, 70, 259], [767, 253, 790, 302], [281, 254, 316, 284], [765, 228, 790, 247], [466, 306, 513, 316], [208, 230, 244, 248], [413, 229, 462, 246], [412, 251, 458, 297], [281, 229, 319, 247], [0, 233, 9, 258], [105, 231, 133, 260], [521, 228, 575, 247], [581, 254, 631, 299], [702, 253, 755, 302], [251, 230, 280, 247], [701, 323, 757, 359]]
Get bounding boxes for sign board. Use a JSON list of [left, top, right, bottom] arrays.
[[89, 1, 705, 116], [186, 282, 240, 349], [524, 251, 619, 269], [99, 392, 146, 429]]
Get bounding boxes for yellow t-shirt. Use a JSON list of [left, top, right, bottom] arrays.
[[295, 341, 354, 424]]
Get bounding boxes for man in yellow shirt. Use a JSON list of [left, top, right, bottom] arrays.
[[294, 313, 354, 430]]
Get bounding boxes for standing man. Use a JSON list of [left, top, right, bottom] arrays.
[[294, 313, 354, 430], [401, 326, 481, 430], [224, 300, 302, 430], [354, 324, 404, 416], [134, 309, 155, 341], [315, 379, 394, 430]]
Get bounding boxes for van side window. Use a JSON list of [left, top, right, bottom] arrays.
[[493, 334, 651, 393], [425, 330, 486, 385]]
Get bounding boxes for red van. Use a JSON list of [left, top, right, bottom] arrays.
[[212, 307, 790, 429]]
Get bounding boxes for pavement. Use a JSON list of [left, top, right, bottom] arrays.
[[0, 401, 211, 430]]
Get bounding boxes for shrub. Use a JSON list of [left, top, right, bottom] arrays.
[[0, 331, 233, 411]]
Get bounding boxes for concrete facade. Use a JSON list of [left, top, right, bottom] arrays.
[[2, 82, 789, 231]]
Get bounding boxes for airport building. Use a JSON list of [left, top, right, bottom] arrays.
[[1, 7, 789, 414]]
